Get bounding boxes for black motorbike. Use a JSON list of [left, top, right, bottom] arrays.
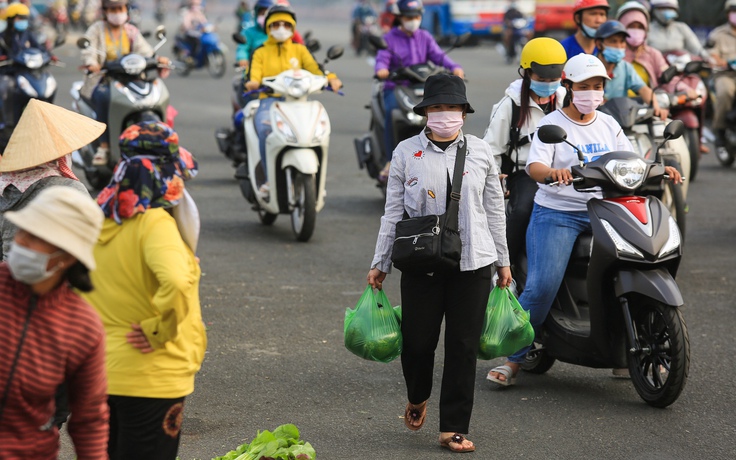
[[518, 121, 690, 408], [354, 33, 469, 195], [0, 36, 65, 152]]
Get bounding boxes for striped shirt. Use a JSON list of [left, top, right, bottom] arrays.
[[0, 264, 108, 459], [371, 130, 510, 273]]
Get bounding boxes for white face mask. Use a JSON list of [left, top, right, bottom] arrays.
[[107, 11, 128, 26], [270, 26, 293, 42], [0, 19, 6, 34], [402, 18, 421, 33], [7, 244, 63, 285]]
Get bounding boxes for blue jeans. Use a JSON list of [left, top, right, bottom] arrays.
[[507, 203, 591, 364], [92, 83, 111, 143], [383, 89, 399, 162], [254, 97, 281, 178]]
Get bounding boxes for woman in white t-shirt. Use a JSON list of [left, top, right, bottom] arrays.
[[486, 53, 682, 386]]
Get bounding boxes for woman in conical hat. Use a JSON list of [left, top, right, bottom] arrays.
[[0, 99, 105, 260]]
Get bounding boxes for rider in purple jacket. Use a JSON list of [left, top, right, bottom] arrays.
[[374, 0, 464, 181]]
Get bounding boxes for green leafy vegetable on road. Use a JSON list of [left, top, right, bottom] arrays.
[[212, 424, 316, 460]]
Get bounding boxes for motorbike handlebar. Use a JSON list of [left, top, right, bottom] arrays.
[[544, 176, 583, 186]]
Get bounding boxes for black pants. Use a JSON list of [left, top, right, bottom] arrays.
[[108, 395, 186, 460], [400, 265, 492, 433], [505, 171, 537, 267]]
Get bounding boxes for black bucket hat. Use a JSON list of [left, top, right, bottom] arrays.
[[412, 73, 475, 115]]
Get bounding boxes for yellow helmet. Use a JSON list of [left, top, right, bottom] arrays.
[[520, 38, 568, 79], [6, 3, 31, 19]]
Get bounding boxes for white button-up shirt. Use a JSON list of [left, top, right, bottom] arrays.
[[371, 130, 510, 273]]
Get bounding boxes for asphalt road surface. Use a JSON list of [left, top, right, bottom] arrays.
[[52, 3, 736, 459]]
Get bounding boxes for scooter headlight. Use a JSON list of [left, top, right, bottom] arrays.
[[605, 158, 647, 190], [658, 217, 681, 258], [274, 111, 297, 143], [120, 54, 147, 76], [601, 219, 644, 259], [284, 76, 311, 98], [312, 108, 330, 143], [24, 53, 44, 70], [16, 75, 38, 98], [44, 75, 57, 99]]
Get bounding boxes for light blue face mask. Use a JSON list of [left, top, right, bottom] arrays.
[[654, 9, 678, 25], [14, 19, 29, 32], [581, 23, 598, 38], [529, 80, 561, 98], [602, 47, 626, 64], [0, 20, 7, 34]]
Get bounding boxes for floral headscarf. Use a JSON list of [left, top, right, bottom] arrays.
[[97, 121, 199, 224]]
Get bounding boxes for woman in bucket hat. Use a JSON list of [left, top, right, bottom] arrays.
[[367, 73, 511, 453], [0, 185, 109, 458], [0, 99, 105, 260], [82, 121, 206, 460]]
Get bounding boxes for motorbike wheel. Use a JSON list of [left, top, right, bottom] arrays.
[[684, 128, 700, 182], [258, 209, 278, 225], [716, 144, 736, 167], [207, 51, 227, 79], [521, 341, 556, 375], [289, 169, 317, 242], [627, 300, 690, 408], [661, 160, 686, 241]]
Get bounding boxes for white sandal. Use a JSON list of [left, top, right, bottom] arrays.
[[486, 365, 517, 387]]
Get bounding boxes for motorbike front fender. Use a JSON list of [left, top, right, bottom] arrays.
[[281, 148, 319, 175], [614, 268, 684, 307]]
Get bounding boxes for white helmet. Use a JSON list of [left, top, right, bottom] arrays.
[[562, 54, 611, 83], [650, 0, 679, 11]]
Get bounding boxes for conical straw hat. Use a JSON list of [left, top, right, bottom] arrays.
[[0, 99, 106, 172]]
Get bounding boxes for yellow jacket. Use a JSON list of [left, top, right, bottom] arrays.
[[82, 208, 207, 399], [249, 37, 335, 97]]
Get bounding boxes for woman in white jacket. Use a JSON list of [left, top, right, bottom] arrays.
[[482, 37, 567, 269]]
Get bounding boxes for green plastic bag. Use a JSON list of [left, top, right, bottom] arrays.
[[478, 286, 535, 360], [344, 286, 403, 363]]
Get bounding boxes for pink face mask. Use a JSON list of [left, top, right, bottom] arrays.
[[426, 111, 464, 138], [626, 28, 646, 47], [730, 11, 736, 26], [572, 90, 605, 114]]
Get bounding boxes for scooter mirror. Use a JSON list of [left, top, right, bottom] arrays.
[[76, 37, 90, 50], [306, 38, 321, 54], [663, 119, 685, 140], [232, 32, 246, 45], [326, 46, 344, 61], [155, 25, 167, 41], [303, 30, 313, 42], [660, 65, 677, 84], [453, 32, 472, 48], [684, 60, 703, 74], [54, 34, 66, 48], [368, 34, 388, 51], [142, 31, 152, 39], [537, 125, 567, 144]]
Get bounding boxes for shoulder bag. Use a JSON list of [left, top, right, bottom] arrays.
[[391, 137, 466, 274]]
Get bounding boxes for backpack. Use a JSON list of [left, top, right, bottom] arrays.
[[501, 96, 554, 175]]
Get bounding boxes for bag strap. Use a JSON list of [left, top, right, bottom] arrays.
[[444, 136, 467, 233], [0, 296, 38, 425]]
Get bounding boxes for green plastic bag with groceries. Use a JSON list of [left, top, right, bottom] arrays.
[[478, 286, 534, 360], [344, 286, 402, 363]]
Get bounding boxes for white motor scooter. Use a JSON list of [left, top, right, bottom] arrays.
[[236, 47, 343, 242]]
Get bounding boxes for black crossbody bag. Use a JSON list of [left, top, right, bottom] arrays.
[[391, 137, 466, 274]]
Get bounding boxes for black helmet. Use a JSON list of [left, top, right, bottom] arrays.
[[392, 0, 424, 17], [594, 20, 630, 39], [264, 4, 297, 28]]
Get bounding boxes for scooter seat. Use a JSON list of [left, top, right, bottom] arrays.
[[571, 232, 593, 260]]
